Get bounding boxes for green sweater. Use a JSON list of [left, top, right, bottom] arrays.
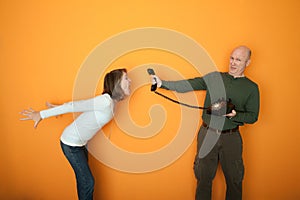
[[161, 72, 260, 130]]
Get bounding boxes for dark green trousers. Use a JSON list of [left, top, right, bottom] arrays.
[[194, 126, 244, 200]]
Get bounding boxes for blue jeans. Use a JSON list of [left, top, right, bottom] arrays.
[[60, 141, 95, 200]]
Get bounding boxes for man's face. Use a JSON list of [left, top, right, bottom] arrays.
[[228, 47, 250, 77]]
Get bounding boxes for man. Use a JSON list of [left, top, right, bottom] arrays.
[[150, 46, 260, 200]]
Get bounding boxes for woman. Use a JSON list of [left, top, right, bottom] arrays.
[[20, 68, 131, 200]]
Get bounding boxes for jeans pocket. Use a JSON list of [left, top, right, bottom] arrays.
[[68, 146, 82, 153]]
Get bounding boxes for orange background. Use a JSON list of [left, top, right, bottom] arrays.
[[1, 0, 300, 199]]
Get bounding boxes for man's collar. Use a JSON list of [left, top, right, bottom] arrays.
[[228, 72, 245, 78]]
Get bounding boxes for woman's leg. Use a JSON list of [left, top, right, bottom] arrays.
[[60, 141, 95, 200]]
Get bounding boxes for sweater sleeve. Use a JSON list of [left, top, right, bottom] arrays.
[[231, 84, 260, 124], [161, 77, 206, 93], [40, 94, 111, 119]]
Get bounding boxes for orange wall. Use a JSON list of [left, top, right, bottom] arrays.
[[1, 0, 300, 199]]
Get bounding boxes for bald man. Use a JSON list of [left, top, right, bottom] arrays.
[[151, 46, 260, 200]]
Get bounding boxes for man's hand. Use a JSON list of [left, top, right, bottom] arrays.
[[150, 75, 162, 88], [224, 109, 237, 118]]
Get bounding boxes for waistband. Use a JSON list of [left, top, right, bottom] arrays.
[[202, 122, 239, 134]]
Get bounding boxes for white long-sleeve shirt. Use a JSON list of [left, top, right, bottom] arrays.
[[40, 93, 114, 146]]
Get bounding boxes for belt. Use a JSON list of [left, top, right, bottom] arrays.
[[202, 122, 239, 134]]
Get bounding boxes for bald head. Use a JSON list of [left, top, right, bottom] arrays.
[[233, 45, 251, 60], [228, 46, 252, 77]]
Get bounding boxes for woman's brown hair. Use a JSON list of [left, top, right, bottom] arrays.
[[102, 68, 127, 101]]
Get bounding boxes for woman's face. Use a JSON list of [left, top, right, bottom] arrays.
[[120, 72, 131, 96]]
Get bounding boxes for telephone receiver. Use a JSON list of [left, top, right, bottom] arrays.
[[147, 68, 157, 91]]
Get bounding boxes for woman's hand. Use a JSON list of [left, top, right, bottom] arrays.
[[46, 101, 63, 118], [46, 101, 59, 108], [20, 108, 42, 129]]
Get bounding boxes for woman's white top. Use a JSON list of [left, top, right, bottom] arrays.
[[40, 93, 114, 146]]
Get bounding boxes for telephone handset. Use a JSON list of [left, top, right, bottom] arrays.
[[147, 68, 157, 91]]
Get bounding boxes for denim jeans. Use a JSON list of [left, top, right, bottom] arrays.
[[60, 141, 95, 200], [194, 126, 244, 200]]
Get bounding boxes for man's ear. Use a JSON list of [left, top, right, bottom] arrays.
[[246, 59, 251, 67]]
